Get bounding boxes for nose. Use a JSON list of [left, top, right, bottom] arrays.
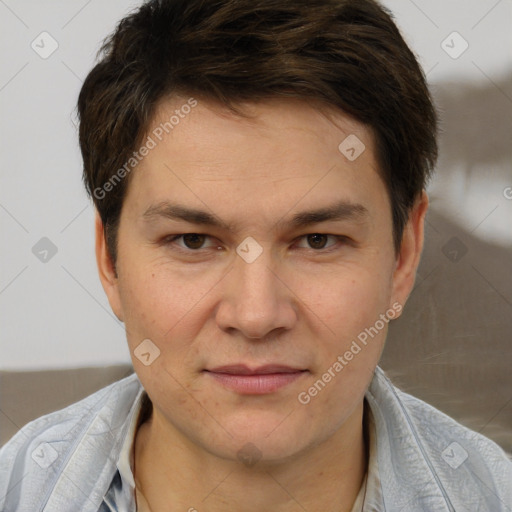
[[215, 244, 297, 340]]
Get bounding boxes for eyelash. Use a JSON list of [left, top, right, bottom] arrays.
[[161, 233, 351, 254]]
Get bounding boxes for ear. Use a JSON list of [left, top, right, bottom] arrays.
[[95, 210, 124, 322], [390, 191, 429, 316]]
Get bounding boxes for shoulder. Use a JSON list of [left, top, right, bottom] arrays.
[[368, 366, 512, 510], [0, 372, 141, 455], [0, 372, 142, 511]]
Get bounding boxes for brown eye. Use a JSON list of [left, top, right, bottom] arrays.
[[182, 233, 207, 249], [306, 234, 329, 249], [162, 233, 220, 254], [294, 233, 347, 252]]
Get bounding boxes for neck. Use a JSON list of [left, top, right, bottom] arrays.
[[133, 399, 368, 512]]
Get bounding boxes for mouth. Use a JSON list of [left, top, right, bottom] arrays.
[[203, 364, 308, 394]]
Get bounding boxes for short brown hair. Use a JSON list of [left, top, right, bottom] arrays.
[[78, 0, 438, 266]]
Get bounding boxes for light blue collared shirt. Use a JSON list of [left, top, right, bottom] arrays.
[[1, 366, 511, 511]]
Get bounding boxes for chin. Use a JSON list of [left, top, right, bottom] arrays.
[[210, 438, 309, 467], [201, 413, 316, 465]]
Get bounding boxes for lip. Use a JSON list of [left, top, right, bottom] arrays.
[[204, 364, 308, 394]]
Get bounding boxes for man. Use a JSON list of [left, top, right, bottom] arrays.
[[1, 0, 511, 510]]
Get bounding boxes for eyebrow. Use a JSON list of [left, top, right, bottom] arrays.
[[142, 199, 369, 231]]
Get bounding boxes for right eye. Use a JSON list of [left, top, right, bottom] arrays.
[[162, 233, 220, 252]]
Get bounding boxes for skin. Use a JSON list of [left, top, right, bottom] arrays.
[[95, 95, 428, 511]]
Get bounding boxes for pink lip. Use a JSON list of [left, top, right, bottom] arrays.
[[204, 365, 308, 394]]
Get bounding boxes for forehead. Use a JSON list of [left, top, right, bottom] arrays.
[[122, 95, 388, 224], [147, 94, 373, 166]]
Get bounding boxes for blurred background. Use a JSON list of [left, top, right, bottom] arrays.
[[0, 1, 511, 453]]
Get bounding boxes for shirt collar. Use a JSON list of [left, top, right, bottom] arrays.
[[103, 385, 148, 511], [116, 390, 144, 489], [350, 396, 383, 511]]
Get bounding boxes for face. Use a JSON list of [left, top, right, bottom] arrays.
[[96, 95, 426, 463]]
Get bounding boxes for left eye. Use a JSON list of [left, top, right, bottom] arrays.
[[295, 233, 340, 250], [165, 233, 343, 251]]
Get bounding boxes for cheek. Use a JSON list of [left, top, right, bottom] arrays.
[[294, 261, 393, 340], [291, 262, 393, 412], [295, 269, 390, 433], [117, 259, 221, 352]]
